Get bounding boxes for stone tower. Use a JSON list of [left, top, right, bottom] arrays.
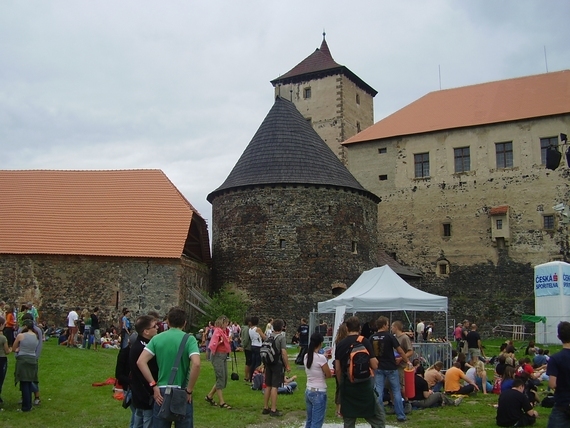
[[270, 34, 377, 164], [208, 96, 379, 329]]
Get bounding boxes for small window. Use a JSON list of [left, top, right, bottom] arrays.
[[351, 241, 358, 254], [496, 219, 503, 230], [544, 215, 555, 230], [436, 260, 450, 276], [280, 239, 286, 249], [379, 175, 388, 181], [414, 153, 430, 178], [496, 142, 513, 169], [540, 136, 559, 165], [454, 147, 470, 173], [303, 87, 311, 99], [442, 223, 451, 237], [268, 203, 274, 214], [378, 147, 387, 154], [356, 121, 361, 133], [356, 93, 360, 105], [439, 264, 448, 275]]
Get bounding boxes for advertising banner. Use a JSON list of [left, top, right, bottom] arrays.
[[534, 263, 561, 297]]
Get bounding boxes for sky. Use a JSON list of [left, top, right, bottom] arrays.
[[1, 1, 569, 225]]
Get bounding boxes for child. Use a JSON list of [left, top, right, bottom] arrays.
[[0, 316, 13, 405]]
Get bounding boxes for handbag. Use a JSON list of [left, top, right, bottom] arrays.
[[121, 388, 132, 409], [231, 350, 239, 381], [156, 334, 190, 422]]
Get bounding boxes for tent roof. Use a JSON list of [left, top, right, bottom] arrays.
[[317, 265, 448, 313]]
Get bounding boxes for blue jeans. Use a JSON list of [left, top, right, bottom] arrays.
[[432, 380, 443, 392], [133, 407, 153, 428], [304, 389, 327, 428], [152, 389, 194, 428], [548, 406, 570, 428], [20, 381, 33, 411], [374, 369, 405, 420]]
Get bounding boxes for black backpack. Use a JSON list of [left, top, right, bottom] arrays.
[[260, 334, 281, 366], [347, 335, 372, 383]]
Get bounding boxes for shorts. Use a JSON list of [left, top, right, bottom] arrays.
[[211, 352, 228, 390], [264, 363, 284, 388], [468, 348, 481, 360], [93, 329, 101, 342]]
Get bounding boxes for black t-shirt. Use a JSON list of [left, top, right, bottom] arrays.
[[297, 323, 309, 346], [546, 348, 570, 407], [369, 331, 400, 371], [129, 335, 159, 410], [413, 374, 429, 401], [466, 330, 481, 349], [495, 362, 506, 376], [496, 388, 532, 427], [335, 334, 374, 376], [90, 313, 100, 330]]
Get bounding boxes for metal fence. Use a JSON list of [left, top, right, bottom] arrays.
[[412, 341, 453, 369]]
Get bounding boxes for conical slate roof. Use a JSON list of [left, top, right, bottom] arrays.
[[207, 97, 379, 203]]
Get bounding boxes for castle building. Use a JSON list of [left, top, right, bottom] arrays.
[[208, 96, 379, 329], [0, 170, 211, 327], [271, 34, 376, 164], [343, 70, 570, 328]]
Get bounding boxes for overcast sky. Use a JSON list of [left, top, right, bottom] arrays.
[[1, 1, 569, 225]]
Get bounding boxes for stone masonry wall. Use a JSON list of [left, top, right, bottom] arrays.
[[0, 254, 210, 328], [211, 185, 378, 334]]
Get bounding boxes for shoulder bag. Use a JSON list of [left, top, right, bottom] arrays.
[[156, 334, 190, 422]]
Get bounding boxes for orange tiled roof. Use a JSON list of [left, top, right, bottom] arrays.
[[0, 170, 200, 259], [344, 70, 570, 144], [490, 205, 509, 216]]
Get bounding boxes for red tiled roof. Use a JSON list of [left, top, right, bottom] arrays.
[[0, 170, 203, 259], [345, 70, 570, 144], [490, 205, 509, 216]]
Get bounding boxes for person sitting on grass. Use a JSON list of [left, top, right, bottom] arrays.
[[424, 361, 445, 392], [466, 360, 492, 394], [411, 365, 463, 408], [444, 361, 479, 395], [496, 378, 538, 427], [500, 366, 517, 393]]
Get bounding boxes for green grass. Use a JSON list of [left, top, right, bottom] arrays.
[[0, 338, 562, 427]]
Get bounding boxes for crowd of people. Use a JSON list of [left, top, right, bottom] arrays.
[[1, 300, 570, 427]]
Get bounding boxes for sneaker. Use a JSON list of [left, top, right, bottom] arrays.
[[262, 408, 271, 415], [454, 397, 463, 406], [403, 401, 412, 414], [269, 410, 283, 417], [34, 399, 41, 405], [397, 418, 407, 422]]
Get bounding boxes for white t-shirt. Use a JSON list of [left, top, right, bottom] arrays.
[[416, 322, 425, 333], [67, 310, 78, 328], [249, 326, 262, 347], [304, 352, 328, 390], [465, 367, 477, 384]]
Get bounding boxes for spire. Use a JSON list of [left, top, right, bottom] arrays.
[[319, 30, 332, 60]]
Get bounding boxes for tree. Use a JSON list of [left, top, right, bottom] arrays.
[[197, 283, 250, 328]]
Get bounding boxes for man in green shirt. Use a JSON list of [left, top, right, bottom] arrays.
[[138, 307, 201, 428]]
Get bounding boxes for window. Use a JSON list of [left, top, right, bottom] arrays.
[[496, 142, 513, 168], [303, 87, 311, 99], [414, 153, 430, 178], [544, 215, 555, 230], [378, 147, 387, 154], [280, 239, 286, 249], [379, 174, 388, 181], [268, 203, 274, 214], [442, 223, 451, 237], [351, 241, 358, 254], [540, 136, 559, 165], [496, 219, 503, 230], [356, 121, 361, 133], [454, 147, 470, 173], [356, 93, 360, 105]]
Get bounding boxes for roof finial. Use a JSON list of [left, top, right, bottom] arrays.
[[322, 29, 326, 41]]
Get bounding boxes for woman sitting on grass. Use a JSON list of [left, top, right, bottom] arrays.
[[304, 332, 332, 428], [466, 360, 492, 394]]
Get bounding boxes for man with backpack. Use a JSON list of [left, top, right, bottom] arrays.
[[261, 318, 289, 417], [334, 316, 384, 428]]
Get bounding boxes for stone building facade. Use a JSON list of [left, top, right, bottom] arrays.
[[208, 97, 379, 332], [271, 35, 376, 164], [343, 71, 570, 333], [0, 169, 212, 328]]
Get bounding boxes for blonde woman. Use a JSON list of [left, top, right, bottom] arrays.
[[466, 360, 492, 394], [205, 315, 232, 409], [424, 361, 445, 392], [13, 319, 39, 412]]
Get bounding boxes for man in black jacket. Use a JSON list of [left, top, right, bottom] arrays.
[[130, 315, 159, 428]]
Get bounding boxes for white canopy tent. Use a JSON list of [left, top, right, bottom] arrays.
[[314, 265, 451, 368], [318, 265, 448, 313]]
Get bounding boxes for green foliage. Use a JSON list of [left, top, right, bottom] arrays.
[[197, 283, 250, 328]]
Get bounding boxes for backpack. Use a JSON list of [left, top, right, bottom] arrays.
[[251, 372, 265, 391], [347, 335, 372, 383], [260, 333, 281, 366]]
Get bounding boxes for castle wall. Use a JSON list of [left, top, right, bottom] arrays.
[[210, 185, 378, 331]]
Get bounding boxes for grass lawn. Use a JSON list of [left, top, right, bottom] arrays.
[[0, 338, 561, 427]]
